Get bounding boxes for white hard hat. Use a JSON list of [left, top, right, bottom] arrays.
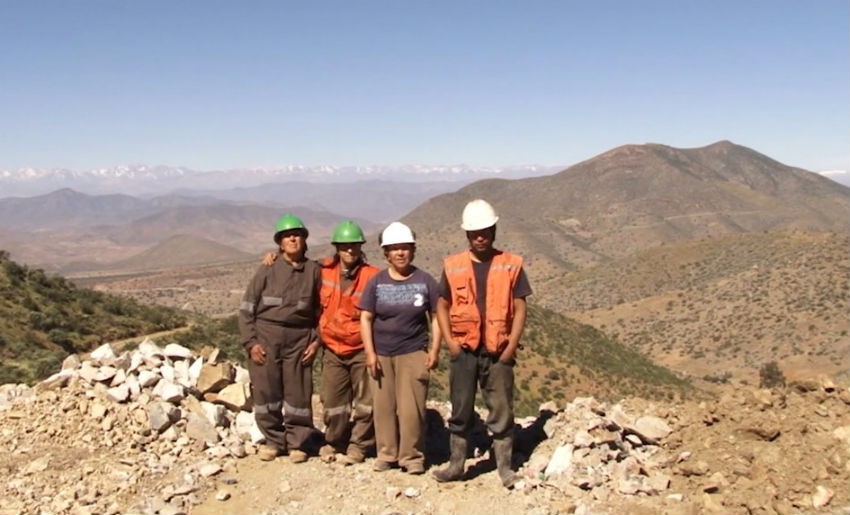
[[380, 222, 416, 247], [461, 199, 499, 231]]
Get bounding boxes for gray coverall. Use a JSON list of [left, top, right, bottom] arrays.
[[238, 257, 320, 453]]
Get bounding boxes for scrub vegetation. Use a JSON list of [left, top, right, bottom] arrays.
[[0, 251, 190, 384]]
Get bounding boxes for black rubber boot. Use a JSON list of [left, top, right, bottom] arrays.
[[432, 434, 467, 482], [493, 436, 518, 488]]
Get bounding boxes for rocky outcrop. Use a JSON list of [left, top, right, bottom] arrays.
[[1, 344, 849, 515]]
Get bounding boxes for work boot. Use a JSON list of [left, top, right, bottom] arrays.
[[339, 446, 366, 466], [432, 434, 467, 483], [493, 437, 518, 488], [289, 449, 309, 464], [257, 445, 282, 462], [319, 444, 337, 463]]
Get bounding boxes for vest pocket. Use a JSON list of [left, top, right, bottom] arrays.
[[452, 284, 470, 303], [485, 318, 510, 353]]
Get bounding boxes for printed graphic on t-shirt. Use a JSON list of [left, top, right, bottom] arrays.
[[375, 282, 429, 307]]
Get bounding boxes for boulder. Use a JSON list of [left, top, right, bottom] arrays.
[[61, 354, 81, 371], [137, 370, 160, 388], [138, 338, 164, 358], [186, 412, 220, 445], [215, 383, 251, 412], [147, 401, 180, 433], [631, 415, 672, 443], [106, 384, 130, 403], [153, 380, 185, 404], [163, 343, 193, 360], [90, 343, 117, 364], [196, 362, 235, 394]]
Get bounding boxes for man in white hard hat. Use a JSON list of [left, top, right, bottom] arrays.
[[432, 199, 532, 488]]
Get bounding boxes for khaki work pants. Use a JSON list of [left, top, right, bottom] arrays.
[[321, 349, 374, 455], [248, 322, 315, 453], [371, 350, 429, 469]]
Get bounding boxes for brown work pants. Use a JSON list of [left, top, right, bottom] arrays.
[[371, 350, 429, 469], [321, 349, 374, 455], [248, 322, 315, 453]]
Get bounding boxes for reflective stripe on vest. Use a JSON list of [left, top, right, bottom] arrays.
[[443, 250, 523, 354], [318, 258, 379, 356]]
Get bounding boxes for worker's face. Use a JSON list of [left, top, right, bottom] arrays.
[[335, 243, 362, 267], [383, 243, 414, 272], [278, 230, 306, 258], [466, 226, 495, 253]]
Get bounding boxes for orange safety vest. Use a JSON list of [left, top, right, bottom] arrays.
[[443, 250, 523, 354], [318, 257, 379, 356]]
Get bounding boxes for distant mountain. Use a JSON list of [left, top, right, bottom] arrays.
[[101, 203, 378, 249], [179, 179, 466, 223], [0, 164, 563, 197], [3, 200, 377, 271], [104, 234, 256, 272], [0, 189, 156, 230], [404, 140, 850, 274]]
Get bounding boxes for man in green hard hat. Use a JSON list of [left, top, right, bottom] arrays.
[[313, 220, 381, 465], [239, 214, 321, 464]]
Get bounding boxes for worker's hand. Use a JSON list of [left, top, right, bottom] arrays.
[[261, 251, 278, 267], [301, 340, 320, 365], [446, 339, 463, 358], [425, 348, 440, 370], [498, 343, 516, 364], [366, 351, 381, 379], [249, 344, 267, 365]]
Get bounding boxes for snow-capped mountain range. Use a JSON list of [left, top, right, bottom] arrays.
[[0, 164, 564, 197]]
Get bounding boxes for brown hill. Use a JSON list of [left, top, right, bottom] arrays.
[[395, 141, 850, 383], [104, 234, 257, 272], [405, 141, 850, 275], [548, 231, 850, 383]]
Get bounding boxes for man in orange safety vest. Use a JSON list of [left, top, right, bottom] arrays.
[[432, 199, 532, 488]]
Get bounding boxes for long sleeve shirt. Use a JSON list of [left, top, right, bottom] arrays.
[[238, 257, 320, 349]]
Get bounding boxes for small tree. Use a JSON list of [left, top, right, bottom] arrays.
[[759, 361, 786, 388]]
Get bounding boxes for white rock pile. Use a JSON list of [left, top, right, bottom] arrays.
[[0, 339, 264, 515], [508, 397, 675, 500]]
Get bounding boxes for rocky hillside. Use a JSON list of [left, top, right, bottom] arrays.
[[546, 231, 850, 383], [1, 341, 848, 515]]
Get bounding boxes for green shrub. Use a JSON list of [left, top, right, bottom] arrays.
[[758, 361, 786, 388]]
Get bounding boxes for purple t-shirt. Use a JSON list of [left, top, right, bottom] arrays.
[[358, 267, 439, 356]]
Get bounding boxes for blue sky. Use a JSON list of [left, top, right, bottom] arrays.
[[1, 1, 848, 172]]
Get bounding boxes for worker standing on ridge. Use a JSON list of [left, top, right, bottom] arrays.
[[359, 222, 442, 475], [262, 220, 380, 465], [431, 199, 532, 488], [239, 214, 321, 464], [315, 221, 380, 464]]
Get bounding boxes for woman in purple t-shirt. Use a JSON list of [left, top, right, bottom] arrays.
[[359, 222, 441, 475]]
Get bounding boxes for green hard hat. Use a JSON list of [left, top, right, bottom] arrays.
[[331, 220, 366, 244], [273, 214, 308, 243]]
